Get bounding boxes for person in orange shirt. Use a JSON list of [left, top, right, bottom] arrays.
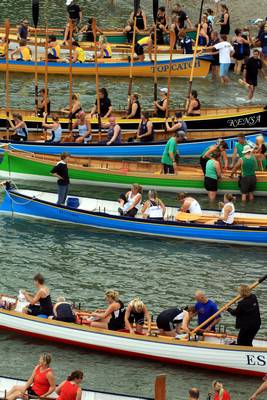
[[56, 370, 83, 400]]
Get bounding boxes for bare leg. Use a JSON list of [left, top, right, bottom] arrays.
[[6, 385, 27, 400], [90, 321, 108, 329], [249, 192, 255, 201], [248, 85, 255, 100], [208, 191, 217, 202], [135, 323, 144, 334], [241, 193, 247, 202]]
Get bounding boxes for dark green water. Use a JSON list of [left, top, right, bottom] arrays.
[[0, 0, 267, 398]]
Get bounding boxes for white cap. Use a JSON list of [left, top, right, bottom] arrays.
[[242, 145, 252, 154], [160, 88, 168, 94], [66, 0, 73, 5]]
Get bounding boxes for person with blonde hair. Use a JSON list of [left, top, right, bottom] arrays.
[[253, 135, 267, 170], [98, 35, 112, 58], [88, 290, 125, 331], [228, 285, 261, 346], [216, 193, 235, 225], [141, 190, 166, 220], [125, 298, 151, 335], [6, 353, 55, 400], [118, 184, 143, 217], [61, 93, 83, 119], [212, 381, 230, 400]]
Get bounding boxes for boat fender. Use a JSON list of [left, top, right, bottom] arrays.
[[67, 197, 80, 209]]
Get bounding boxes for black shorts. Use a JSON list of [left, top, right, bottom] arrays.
[[11, 134, 27, 142], [129, 311, 145, 325], [246, 76, 257, 87], [204, 176, 218, 192], [163, 164, 174, 174], [108, 319, 125, 331], [27, 387, 38, 397], [134, 43, 144, 56], [240, 175, 256, 194], [156, 316, 175, 332], [48, 53, 59, 61]]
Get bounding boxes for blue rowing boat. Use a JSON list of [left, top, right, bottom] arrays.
[[6, 131, 266, 158], [1, 188, 267, 246]]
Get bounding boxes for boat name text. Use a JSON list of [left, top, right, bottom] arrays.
[[246, 354, 266, 366], [227, 115, 261, 128], [151, 60, 201, 73]]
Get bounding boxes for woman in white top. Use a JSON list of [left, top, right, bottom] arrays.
[[43, 113, 62, 143], [178, 192, 202, 215], [141, 190, 166, 220], [118, 184, 142, 217], [72, 111, 92, 143], [216, 193, 235, 225]]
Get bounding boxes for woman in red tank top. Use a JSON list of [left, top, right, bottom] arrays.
[[56, 371, 83, 400], [6, 353, 56, 400], [212, 381, 231, 400]]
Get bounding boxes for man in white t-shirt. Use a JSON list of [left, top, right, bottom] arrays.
[[203, 34, 234, 84]]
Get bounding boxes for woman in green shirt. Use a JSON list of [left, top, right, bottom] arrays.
[[204, 151, 222, 201], [161, 133, 180, 174], [231, 145, 257, 201]]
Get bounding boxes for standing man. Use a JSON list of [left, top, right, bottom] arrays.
[[51, 152, 70, 205], [194, 290, 221, 332], [238, 49, 267, 100], [204, 34, 234, 84], [161, 132, 180, 174], [66, 0, 82, 25]]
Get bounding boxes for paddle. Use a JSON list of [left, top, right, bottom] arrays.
[[32, 0, 39, 116], [4, 19, 10, 140], [44, 22, 49, 140], [166, 30, 176, 117], [92, 17, 102, 141], [154, 375, 166, 400], [68, 19, 73, 137], [185, 0, 204, 114], [191, 274, 267, 334], [153, 0, 158, 112], [127, 0, 140, 111]]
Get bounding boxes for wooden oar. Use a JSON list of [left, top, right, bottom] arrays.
[[166, 30, 176, 117], [92, 18, 101, 141], [155, 375, 166, 400], [69, 19, 73, 137], [153, 0, 159, 113], [32, 0, 39, 116], [185, 0, 204, 113], [127, 0, 140, 112], [44, 21, 49, 140], [191, 274, 267, 334], [5, 19, 10, 140]]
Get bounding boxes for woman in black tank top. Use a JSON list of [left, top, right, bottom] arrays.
[[127, 93, 141, 119], [23, 273, 53, 317], [154, 89, 168, 118], [187, 90, 201, 116], [219, 5, 230, 36]]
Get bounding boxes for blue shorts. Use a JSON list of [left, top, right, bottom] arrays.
[[220, 63, 230, 77]]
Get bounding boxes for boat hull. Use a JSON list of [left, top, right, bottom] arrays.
[[0, 56, 211, 77], [0, 308, 266, 376]]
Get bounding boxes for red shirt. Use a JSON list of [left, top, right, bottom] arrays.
[[214, 390, 231, 400], [32, 366, 51, 396], [58, 381, 79, 400]]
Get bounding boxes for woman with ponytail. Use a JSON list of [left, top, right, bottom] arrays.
[[56, 370, 83, 400], [212, 381, 230, 400]]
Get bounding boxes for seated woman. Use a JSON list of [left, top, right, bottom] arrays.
[[88, 290, 125, 331], [61, 93, 83, 119], [136, 112, 154, 142], [51, 296, 76, 323], [156, 306, 196, 337], [178, 192, 202, 215], [90, 88, 112, 118], [37, 88, 51, 118], [72, 111, 92, 143], [8, 113, 28, 142], [118, 183, 142, 217], [56, 370, 83, 400], [43, 113, 62, 143], [102, 117, 122, 145], [11, 39, 31, 61], [123, 19, 141, 43], [186, 90, 201, 116], [216, 193, 235, 225], [22, 273, 53, 317], [98, 35, 112, 58], [6, 353, 55, 400], [72, 41, 86, 63], [253, 134, 267, 170], [125, 297, 151, 335], [141, 190, 166, 220], [79, 17, 103, 42], [127, 93, 141, 119]]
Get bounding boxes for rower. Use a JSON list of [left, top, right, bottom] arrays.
[[156, 306, 196, 337], [161, 132, 180, 174], [228, 284, 261, 346], [11, 39, 31, 61], [88, 290, 125, 331], [157, 6, 168, 29], [165, 112, 188, 141], [127, 93, 142, 119], [215, 193, 235, 225], [61, 93, 83, 119], [47, 35, 61, 62], [8, 113, 28, 142], [178, 193, 202, 215], [129, 6, 147, 30], [37, 88, 51, 118], [136, 112, 154, 142], [186, 90, 201, 116], [204, 151, 222, 202], [194, 290, 221, 332], [98, 35, 112, 59], [134, 35, 153, 62], [154, 88, 168, 118], [231, 133, 247, 168], [79, 17, 103, 42], [154, 16, 168, 45], [51, 296, 76, 323], [17, 19, 30, 41], [200, 140, 229, 174], [56, 371, 83, 400], [90, 88, 112, 118], [72, 111, 92, 143], [179, 29, 194, 54], [118, 184, 142, 217], [102, 116, 122, 145], [72, 41, 85, 63], [0, 36, 8, 58], [22, 273, 53, 318], [141, 190, 166, 220], [43, 114, 62, 143], [124, 19, 141, 44], [124, 298, 151, 335]]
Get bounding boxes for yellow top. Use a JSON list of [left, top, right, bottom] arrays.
[[76, 46, 85, 63], [0, 43, 7, 56], [49, 43, 61, 58], [138, 36, 151, 47], [19, 46, 31, 61], [103, 44, 112, 58]]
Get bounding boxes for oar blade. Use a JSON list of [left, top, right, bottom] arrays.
[[153, 0, 159, 24], [134, 0, 140, 15], [258, 274, 267, 283], [32, 0, 39, 29]]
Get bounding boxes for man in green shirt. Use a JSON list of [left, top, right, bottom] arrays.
[[161, 133, 180, 174]]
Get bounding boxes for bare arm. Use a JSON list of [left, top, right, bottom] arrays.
[[107, 125, 120, 145], [124, 305, 134, 333], [206, 317, 221, 332], [222, 151, 228, 170], [215, 161, 222, 179], [127, 193, 142, 211], [23, 289, 43, 305], [42, 371, 56, 397], [181, 310, 191, 333], [231, 158, 242, 176], [166, 121, 182, 133], [92, 303, 117, 319], [127, 102, 138, 119], [231, 146, 238, 165], [76, 388, 82, 400], [104, 106, 112, 118], [250, 381, 267, 400], [55, 381, 65, 395]]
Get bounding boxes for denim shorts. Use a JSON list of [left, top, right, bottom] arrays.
[[220, 63, 230, 77]]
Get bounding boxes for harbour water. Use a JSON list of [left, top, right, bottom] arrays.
[[0, 0, 267, 398]]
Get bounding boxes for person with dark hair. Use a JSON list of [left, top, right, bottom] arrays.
[[56, 370, 83, 400], [51, 152, 71, 205], [231, 145, 257, 201], [232, 28, 250, 75], [17, 19, 30, 41], [66, 0, 82, 25], [11, 39, 31, 61], [154, 16, 168, 45], [129, 7, 147, 30], [187, 90, 201, 116], [123, 18, 142, 43], [178, 193, 202, 215], [37, 89, 51, 118], [154, 88, 168, 118], [219, 4, 230, 37], [8, 114, 28, 142], [165, 112, 187, 140], [72, 41, 85, 63], [161, 132, 180, 174], [204, 151, 222, 201], [79, 17, 103, 42], [90, 88, 112, 118], [156, 306, 196, 337], [173, 3, 193, 29], [127, 93, 141, 119], [157, 6, 167, 28], [136, 112, 154, 142], [207, 31, 220, 80], [228, 285, 261, 346], [200, 140, 229, 174], [22, 274, 53, 317], [47, 35, 61, 61], [231, 133, 248, 168], [188, 388, 200, 400], [134, 34, 153, 61]]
